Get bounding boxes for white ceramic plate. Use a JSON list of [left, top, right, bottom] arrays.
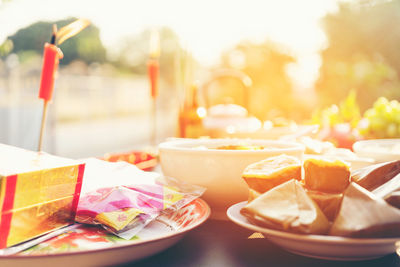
[[227, 201, 400, 261], [0, 198, 210, 267], [353, 139, 400, 163]]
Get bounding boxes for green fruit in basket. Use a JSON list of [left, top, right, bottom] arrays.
[[374, 97, 389, 110], [368, 116, 385, 131], [387, 123, 397, 137], [364, 109, 376, 120], [362, 97, 400, 138], [391, 100, 400, 109]]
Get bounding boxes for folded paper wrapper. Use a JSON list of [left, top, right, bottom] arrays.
[[305, 190, 343, 222], [241, 179, 330, 235], [352, 160, 400, 210], [330, 182, 400, 237], [0, 143, 85, 249], [352, 160, 400, 192]]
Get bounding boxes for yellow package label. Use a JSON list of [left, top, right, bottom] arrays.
[[163, 186, 184, 209], [95, 208, 143, 231]]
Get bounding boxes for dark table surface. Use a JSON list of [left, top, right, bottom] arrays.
[[118, 219, 400, 267]]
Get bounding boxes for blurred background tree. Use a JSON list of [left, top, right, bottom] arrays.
[[0, 19, 188, 90], [316, 0, 400, 112], [219, 41, 295, 121], [3, 17, 106, 65], [111, 27, 190, 87]]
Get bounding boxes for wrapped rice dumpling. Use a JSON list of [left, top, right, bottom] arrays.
[[306, 190, 343, 221], [330, 183, 400, 237], [352, 160, 400, 191], [352, 160, 400, 209], [385, 191, 400, 209], [241, 179, 330, 235]]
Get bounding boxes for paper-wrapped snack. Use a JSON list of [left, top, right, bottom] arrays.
[[385, 191, 400, 209], [241, 179, 330, 235], [306, 190, 343, 221], [352, 160, 400, 191], [352, 160, 400, 209], [330, 182, 400, 237]]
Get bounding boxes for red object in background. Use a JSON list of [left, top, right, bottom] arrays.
[[102, 151, 157, 171], [147, 59, 159, 99], [319, 123, 362, 150], [38, 43, 63, 101]]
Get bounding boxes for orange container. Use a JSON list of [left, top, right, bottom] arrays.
[[0, 144, 84, 248], [102, 150, 157, 171]]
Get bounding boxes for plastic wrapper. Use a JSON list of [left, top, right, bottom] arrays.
[[241, 179, 330, 235], [76, 158, 205, 239]]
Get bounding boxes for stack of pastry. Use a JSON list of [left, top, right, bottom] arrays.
[[241, 155, 351, 234], [242, 155, 302, 201], [241, 153, 400, 238], [303, 157, 350, 221]]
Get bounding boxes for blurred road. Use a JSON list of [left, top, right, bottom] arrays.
[[0, 106, 178, 159], [54, 110, 178, 159]]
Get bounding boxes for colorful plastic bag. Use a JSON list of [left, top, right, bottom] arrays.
[[76, 159, 205, 239]]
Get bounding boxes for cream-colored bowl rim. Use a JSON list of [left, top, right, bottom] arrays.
[[159, 138, 305, 154]]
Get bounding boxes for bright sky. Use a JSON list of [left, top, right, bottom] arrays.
[[0, 0, 343, 89]]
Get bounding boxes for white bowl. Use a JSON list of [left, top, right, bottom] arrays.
[[353, 139, 400, 163], [158, 138, 305, 219]]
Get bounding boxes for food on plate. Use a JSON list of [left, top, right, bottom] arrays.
[[330, 183, 400, 237], [304, 157, 350, 193], [240, 151, 400, 238], [247, 188, 262, 202], [241, 180, 330, 235], [305, 190, 343, 222], [102, 150, 157, 171], [242, 155, 301, 200], [385, 191, 400, 209], [194, 143, 267, 150], [299, 136, 374, 170], [217, 145, 265, 150], [371, 171, 400, 211], [351, 160, 400, 191], [352, 160, 400, 209], [298, 136, 334, 155]]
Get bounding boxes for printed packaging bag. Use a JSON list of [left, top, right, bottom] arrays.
[[76, 159, 205, 239]]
